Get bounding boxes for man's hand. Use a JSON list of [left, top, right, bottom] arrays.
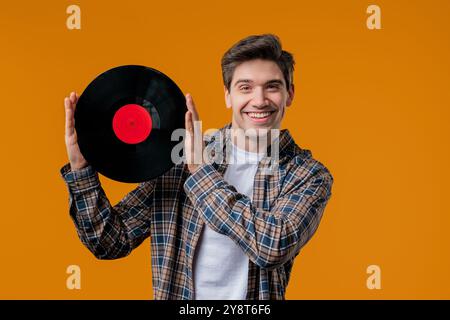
[[184, 93, 203, 174], [64, 91, 88, 171]]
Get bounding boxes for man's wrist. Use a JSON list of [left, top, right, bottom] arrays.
[[61, 163, 100, 195], [70, 162, 88, 172], [188, 163, 203, 175]]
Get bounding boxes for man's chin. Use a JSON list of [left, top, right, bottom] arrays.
[[237, 124, 277, 136]]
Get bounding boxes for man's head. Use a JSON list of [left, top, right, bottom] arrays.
[[221, 34, 295, 132]]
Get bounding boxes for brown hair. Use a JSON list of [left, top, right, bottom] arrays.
[[221, 34, 295, 91]]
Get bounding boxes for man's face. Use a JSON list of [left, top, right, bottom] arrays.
[[224, 59, 294, 132]]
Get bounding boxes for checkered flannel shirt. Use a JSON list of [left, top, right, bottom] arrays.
[[60, 124, 333, 300]]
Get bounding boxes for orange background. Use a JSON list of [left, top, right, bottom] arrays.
[[0, 0, 449, 299]]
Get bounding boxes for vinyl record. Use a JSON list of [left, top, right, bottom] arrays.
[[75, 65, 186, 183]]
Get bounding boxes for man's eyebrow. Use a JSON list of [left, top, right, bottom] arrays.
[[265, 79, 284, 86], [234, 79, 253, 87], [233, 79, 285, 87]]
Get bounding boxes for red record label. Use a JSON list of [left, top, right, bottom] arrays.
[[112, 104, 152, 144]]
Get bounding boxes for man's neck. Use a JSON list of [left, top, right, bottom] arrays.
[[229, 125, 279, 154]]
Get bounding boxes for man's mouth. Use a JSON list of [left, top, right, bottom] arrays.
[[243, 111, 275, 122]]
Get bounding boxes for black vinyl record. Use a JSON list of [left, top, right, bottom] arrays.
[[75, 65, 186, 183]]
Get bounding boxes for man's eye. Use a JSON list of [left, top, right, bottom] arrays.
[[240, 86, 251, 91], [267, 85, 280, 90]]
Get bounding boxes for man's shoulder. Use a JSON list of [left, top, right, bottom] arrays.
[[282, 141, 333, 190]]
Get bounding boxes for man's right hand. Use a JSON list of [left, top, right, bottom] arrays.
[[65, 91, 88, 171]]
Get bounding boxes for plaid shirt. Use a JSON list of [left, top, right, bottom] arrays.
[[61, 124, 333, 300]]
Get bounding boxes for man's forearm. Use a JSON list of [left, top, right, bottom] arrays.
[[61, 163, 155, 259], [184, 162, 333, 269]]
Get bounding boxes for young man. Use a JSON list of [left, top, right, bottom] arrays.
[[61, 34, 333, 300]]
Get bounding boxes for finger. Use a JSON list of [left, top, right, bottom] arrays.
[[65, 97, 75, 136], [69, 91, 77, 105], [186, 94, 199, 121], [185, 111, 193, 134], [185, 110, 190, 131], [185, 111, 189, 134], [184, 111, 194, 164], [185, 94, 193, 113]]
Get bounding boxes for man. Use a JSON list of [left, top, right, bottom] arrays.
[[61, 34, 333, 300]]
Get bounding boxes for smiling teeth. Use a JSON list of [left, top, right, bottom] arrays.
[[248, 112, 272, 118]]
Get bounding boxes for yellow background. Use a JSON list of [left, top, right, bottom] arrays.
[[1, 0, 449, 299]]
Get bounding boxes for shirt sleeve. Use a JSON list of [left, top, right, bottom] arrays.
[[60, 163, 156, 259], [183, 159, 333, 270]]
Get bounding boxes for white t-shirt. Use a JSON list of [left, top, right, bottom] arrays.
[[193, 143, 265, 300]]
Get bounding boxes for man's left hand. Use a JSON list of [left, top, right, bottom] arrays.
[[184, 93, 203, 174]]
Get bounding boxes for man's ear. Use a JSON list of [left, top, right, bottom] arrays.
[[224, 86, 232, 108], [286, 84, 295, 107]]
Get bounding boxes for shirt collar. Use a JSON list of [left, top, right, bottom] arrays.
[[205, 123, 296, 165]]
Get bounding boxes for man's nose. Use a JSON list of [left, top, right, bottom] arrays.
[[251, 87, 267, 107]]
